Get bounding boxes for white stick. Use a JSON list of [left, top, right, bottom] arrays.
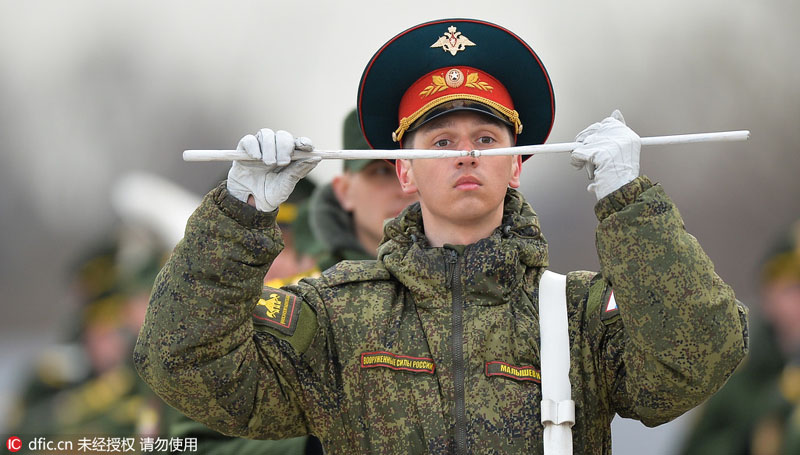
[[182, 130, 749, 162]]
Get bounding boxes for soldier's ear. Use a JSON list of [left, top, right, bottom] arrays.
[[396, 159, 418, 194], [331, 175, 355, 211], [508, 155, 522, 189]]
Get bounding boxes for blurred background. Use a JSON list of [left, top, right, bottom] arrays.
[[1, 1, 798, 453]]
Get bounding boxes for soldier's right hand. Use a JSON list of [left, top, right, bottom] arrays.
[[226, 129, 321, 212]]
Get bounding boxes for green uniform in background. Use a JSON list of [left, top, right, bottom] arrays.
[[134, 176, 747, 454], [308, 182, 373, 270]]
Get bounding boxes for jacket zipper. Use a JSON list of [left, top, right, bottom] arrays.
[[446, 249, 467, 454]]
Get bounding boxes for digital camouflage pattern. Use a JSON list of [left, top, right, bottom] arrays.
[[134, 176, 748, 454], [162, 185, 324, 455]]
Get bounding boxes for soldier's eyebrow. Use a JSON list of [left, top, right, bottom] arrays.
[[423, 115, 504, 133], [422, 117, 456, 132]]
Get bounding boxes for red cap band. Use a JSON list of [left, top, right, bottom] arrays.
[[392, 66, 522, 143]]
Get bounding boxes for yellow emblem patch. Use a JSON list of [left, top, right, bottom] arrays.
[[252, 287, 300, 336], [485, 361, 541, 383]]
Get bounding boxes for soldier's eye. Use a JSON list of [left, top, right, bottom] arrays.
[[434, 139, 451, 148], [477, 136, 495, 144]]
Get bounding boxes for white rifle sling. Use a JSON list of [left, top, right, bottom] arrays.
[[539, 270, 575, 455]]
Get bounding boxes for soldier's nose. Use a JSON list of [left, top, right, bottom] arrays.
[[455, 153, 478, 168]]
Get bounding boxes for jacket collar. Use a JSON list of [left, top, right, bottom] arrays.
[[378, 188, 548, 308]]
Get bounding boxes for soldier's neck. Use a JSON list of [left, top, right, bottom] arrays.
[[356, 228, 381, 257], [420, 205, 502, 248]]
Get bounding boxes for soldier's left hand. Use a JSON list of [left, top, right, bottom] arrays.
[[570, 109, 641, 200]]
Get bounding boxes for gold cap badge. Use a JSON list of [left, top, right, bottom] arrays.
[[445, 68, 464, 88], [430, 26, 476, 56]]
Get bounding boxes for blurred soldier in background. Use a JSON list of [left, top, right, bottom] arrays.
[[9, 224, 167, 438], [310, 109, 418, 270], [7, 240, 118, 435], [680, 220, 800, 454], [9, 173, 205, 440]]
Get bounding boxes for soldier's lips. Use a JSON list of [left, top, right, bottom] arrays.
[[454, 175, 481, 190]]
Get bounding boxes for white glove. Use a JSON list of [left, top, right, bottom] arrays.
[[570, 110, 641, 200], [227, 129, 321, 212]]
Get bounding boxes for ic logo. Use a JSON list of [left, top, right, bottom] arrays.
[[6, 436, 22, 452]]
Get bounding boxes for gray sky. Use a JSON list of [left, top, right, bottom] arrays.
[[1, 1, 799, 452]]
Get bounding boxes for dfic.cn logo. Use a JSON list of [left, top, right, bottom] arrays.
[[6, 436, 22, 452]]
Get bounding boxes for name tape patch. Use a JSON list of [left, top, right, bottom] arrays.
[[252, 287, 300, 336], [485, 361, 541, 382], [361, 351, 435, 374]]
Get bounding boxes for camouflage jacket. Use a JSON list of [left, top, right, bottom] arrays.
[[134, 176, 748, 454]]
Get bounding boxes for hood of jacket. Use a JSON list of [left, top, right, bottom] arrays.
[[377, 188, 548, 308]]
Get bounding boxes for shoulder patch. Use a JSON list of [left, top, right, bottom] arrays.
[[252, 286, 301, 336], [600, 288, 619, 322], [586, 277, 620, 324], [322, 259, 391, 286]]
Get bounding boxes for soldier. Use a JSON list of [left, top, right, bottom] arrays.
[[310, 108, 418, 269], [11, 229, 166, 438], [135, 19, 748, 454]]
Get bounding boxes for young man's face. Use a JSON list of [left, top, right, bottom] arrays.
[[333, 160, 418, 252], [396, 111, 521, 229]]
